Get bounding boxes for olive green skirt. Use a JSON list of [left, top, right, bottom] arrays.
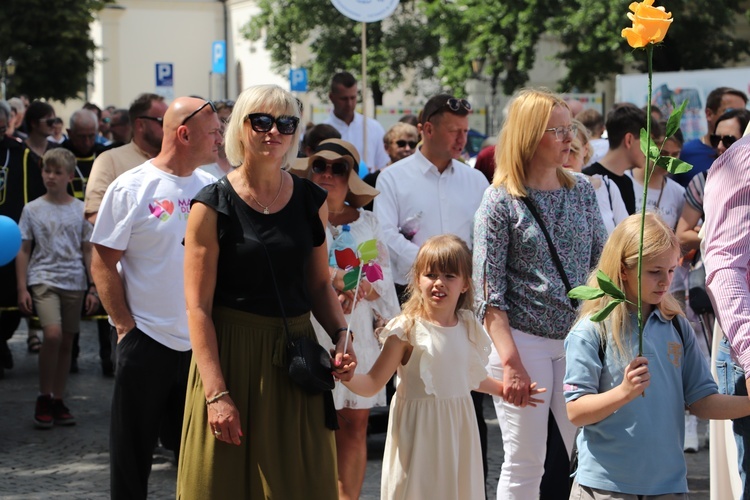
[[176, 307, 338, 499]]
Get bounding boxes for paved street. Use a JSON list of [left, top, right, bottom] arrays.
[[1, 320, 710, 499]]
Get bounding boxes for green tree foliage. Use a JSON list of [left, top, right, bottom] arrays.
[[549, 0, 750, 92], [246, 0, 750, 99], [421, 0, 553, 97], [243, 0, 439, 105], [0, 0, 112, 101]]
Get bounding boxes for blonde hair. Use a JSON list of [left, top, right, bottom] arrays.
[[493, 88, 575, 196], [42, 148, 76, 175], [572, 118, 593, 165], [384, 122, 418, 145], [578, 213, 683, 360], [401, 235, 474, 335], [224, 84, 301, 167]]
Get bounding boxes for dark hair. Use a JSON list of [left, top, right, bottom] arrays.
[[605, 103, 647, 149], [83, 102, 102, 119], [111, 108, 130, 126], [706, 87, 748, 112], [576, 108, 604, 132], [331, 72, 357, 93], [420, 93, 470, 125], [24, 100, 55, 132], [215, 100, 235, 112], [714, 108, 750, 136], [399, 114, 419, 127], [129, 93, 164, 125], [302, 124, 341, 154], [653, 119, 684, 145]]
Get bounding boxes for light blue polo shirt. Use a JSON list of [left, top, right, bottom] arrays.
[[564, 310, 717, 495]]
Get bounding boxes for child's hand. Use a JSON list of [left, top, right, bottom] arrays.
[[620, 356, 650, 401], [526, 382, 547, 408], [17, 289, 33, 315]]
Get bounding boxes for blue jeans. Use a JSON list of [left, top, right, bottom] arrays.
[[716, 336, 750, 499]]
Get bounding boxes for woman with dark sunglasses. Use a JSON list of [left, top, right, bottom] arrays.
[[291, 139, 400, 500], [177, 85, 357, 500]]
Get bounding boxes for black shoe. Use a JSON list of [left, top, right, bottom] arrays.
[[102, 360, 114, 378], [69, 358, 79, 374], [0, 342, 13, 370]]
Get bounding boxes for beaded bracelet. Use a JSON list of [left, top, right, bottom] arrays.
[[205, 390, 229, 405]]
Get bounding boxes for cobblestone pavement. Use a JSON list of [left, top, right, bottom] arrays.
[[0, 320, 710, 499]]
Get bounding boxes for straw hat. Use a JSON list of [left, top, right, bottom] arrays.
[[290, 139, 379, 209]]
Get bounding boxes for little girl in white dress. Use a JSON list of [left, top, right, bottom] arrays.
[[341, 234, 545, 500]]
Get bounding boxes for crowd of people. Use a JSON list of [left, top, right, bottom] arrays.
[[2, 74, 750, 500]]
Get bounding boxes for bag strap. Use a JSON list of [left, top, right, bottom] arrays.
[[520, 196, 578, 310]]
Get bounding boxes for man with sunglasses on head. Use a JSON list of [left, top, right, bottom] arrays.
[[325, 71, 390, 173], [90, 97, 221, 500], [374, 93, 490, 489], [675, 86, 747, 187]]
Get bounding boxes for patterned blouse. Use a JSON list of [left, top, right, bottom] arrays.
[[473, 173, 607, 340]]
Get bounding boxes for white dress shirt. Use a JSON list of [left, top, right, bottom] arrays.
[[325, 112, 390, 172], [374, 148, 489, 284]]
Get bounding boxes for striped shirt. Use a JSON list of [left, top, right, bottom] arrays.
[[703, 134, 750, 372]]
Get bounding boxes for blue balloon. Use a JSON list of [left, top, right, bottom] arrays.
[[0, 215, 22, 267]]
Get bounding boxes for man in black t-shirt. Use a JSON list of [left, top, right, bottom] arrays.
[[583, 103, 647, 215]]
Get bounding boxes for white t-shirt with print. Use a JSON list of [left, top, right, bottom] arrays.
[[19, 197, 92, 291], [91, 161, 215, 351], [626, 171, 685, 229]]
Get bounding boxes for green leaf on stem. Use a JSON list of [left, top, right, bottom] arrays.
[[568, 285, 606, 300], [665, 99, 689, 138], [596, 270, 626, 300], [342, 268, 360, 291], [590, 299, 623, 322], [656, 156, 693, 175], [639, 128, 660, 162]]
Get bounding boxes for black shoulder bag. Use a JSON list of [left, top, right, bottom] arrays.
[[520, 196, 579, 310]]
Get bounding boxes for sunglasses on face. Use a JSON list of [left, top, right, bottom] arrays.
[[395, 139, 418, 149], [710, 134, 738, 149], [43, 118, 56, 127], [138, 116, 163, 127], [182, 100, 217, 125], [424, 98, 472, 123], [311, 158, 349, 176], [246, 113, 299, 135]]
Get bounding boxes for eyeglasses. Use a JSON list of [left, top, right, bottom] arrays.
[[182, 100, 217, 125], [544, 124, 578, 142], [395, 140, 418, 149], [424, 98, 472, 123], [138, 116, 163, 127], [311, 158, 349, 177], [710, 134, 738, 149], [102, 117, 111, 124], [44, 118, 57, 127], [246, 113, 299, 135]]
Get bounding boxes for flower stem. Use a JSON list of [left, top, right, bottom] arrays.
[[637, 44, 655, 358]]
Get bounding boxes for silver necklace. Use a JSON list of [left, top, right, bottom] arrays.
[[245, 169, 283, 215]]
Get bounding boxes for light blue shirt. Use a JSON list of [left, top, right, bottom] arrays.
[[564, 310, 717, 495]]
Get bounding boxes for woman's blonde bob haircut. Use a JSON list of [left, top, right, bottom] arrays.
[[224, 84, 301, 168], [578, 213, 683, 361], [493, 88, 575, 196]]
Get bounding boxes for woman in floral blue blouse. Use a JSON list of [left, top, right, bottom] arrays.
[[472, 88, 607, 499]]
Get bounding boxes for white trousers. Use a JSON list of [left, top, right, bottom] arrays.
[[488, 328, 577, 500]]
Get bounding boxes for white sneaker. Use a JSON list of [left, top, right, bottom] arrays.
[[684, 412, 699, 453]]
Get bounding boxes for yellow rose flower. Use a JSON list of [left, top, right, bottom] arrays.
[[621, 0, 673, 48]]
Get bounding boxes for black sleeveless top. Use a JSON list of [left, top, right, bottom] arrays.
[[192, 174, 327, 317]]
